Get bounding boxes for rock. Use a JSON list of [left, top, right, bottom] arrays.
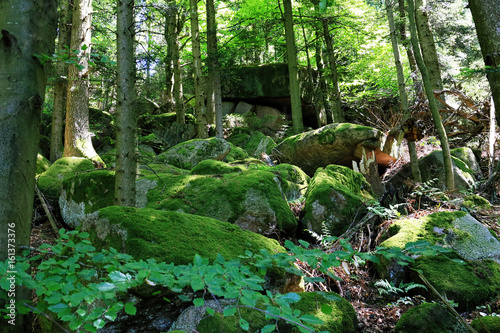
[[36, 153, 51, 175], [222, 101, 236, 116], [82, 206, 284, 264], [471, 316, 500, 332], [171, 299, 237, 332], [451, 147, 481, 175], [154, 137, 231, 170], [143, 169, 297, 235], [234, 101, 255, 115], [272, 163, 310, 201], [138, 113, 197, 150], [462, 194, 492, 211], [395, 302, 467, 332], [37, 157, 95, 199], [250, 105, 285, 132], [275, 123, 386, 176], [302, 165, 374, 236], [379, 211, 500, 310], [224, 143, 250, 162], [227, 129, 276, 157], [100, 145, 156, 168], [190, 159, 246, 175], [195, 292, 357, 333]]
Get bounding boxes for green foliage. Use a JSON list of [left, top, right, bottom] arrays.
[[0, 229, 453, 332], [375, 279, 427, 296]]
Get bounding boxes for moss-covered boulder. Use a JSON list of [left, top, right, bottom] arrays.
[[224, 143, 250, 162], [192, 292, 357, 333], [82, 206, 284, 264], [275, 123, 384, 176], [471, 315, 500, 332], [190, 159, 246, 175], [154, 137, 231, 169], [144, 169, 297, 235], [59, 170, 116, 228], [451, 147, 481, 175], [394, 303, 467, 332], [273, 163, 310, 201], [101, 146, 156, 168], [37, 157, 95, 199], [462, 194, 492, 211], [379, 211, 500, 310], [226, 128, 276, 157], [36, 154, 51, 175], [302, 165, 374, 236]]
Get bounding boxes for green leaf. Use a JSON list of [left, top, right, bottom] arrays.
[[239, 318, 249, 331], [191, 277, 204, 291], [124, 302, 136, 315], [321, 304, 332, 315], [299, 314, 324, 325], [96, 282, 116, 292], [193, 298, 205, 306], [48, 303, 69, 313], [279, 292, 301, 303], [206, 307, 215, 315], [261, 324, 275, 333], [94, 318, 106, 329], [223, 306, 237, 317]]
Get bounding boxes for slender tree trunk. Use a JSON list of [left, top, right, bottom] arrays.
[[0, 1, 57, 332], [414, 0, 444, 105], [322, 20, 344, 123], [50, 0, 73, 162], [64, 0, 101, 162], [115, 0, 137, 207], [386, 0, 421, 181], [164, 7, 175, 106], [489, 96, 496, 177], [408, 0, 454, 190], [206, 0, 223, 137], [398, 0, 418, 74], [283, 0, 304, 133], [468, 0, 500, 125], [190, 0, 207, 138]]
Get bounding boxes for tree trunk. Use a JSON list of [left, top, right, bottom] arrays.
[[468, 0, 500, 125], [322, 19, 344, 123], [414, 0, 444, 104], [206, 0, 223, 137], [283, 0, 304, 133], [164, 7, 175, 106], [407, 0, 454, 190], [64, 0, 101, 162], [0, 1, 57, 331], [386, 0, 421, 182], [115, 0, 137, 207], [50, 0, 73, 162], [190, 0, 207, 138]]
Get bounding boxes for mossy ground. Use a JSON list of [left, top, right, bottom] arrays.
[[196, 292, 357, 333], [394, 302, 467, 332], [84, 206, 284, 265], [471, 315, 500, 332]]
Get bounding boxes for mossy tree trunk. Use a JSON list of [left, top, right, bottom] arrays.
[[322, 19, 344, 123], [206, 0, 223, 138], [0, 1, 57, 331], [385, 0, 421, 182], [283, 0, 304, 134], [190, 0, 207, 138], [407, 0, 454, 190], [64, 0, 101, 162], [115, 0, 137, 207], [468, 0, 500, 126], [50, 0, 73, 162]]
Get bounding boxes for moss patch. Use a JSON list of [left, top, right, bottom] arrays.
[[83, 206, 284, 265], [395, 302, 467, 332], [471, 316, 500, 333], [224, 143, 250, 162], [36, 154, 51, 175], [190, 159, 246, 175], [37, 157, 95, 199], [463, 194, 492, 211]]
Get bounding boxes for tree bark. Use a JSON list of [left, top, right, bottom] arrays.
[[190, 0, 207, 138], [468, 0, 500, 125], [115, 0, 137, 207], [50, 0, 73, 162], [283, 0, 304, 133], [64, 0, 101, 162], [322, 19, 344, 123], [0, 1, 57, 331], [206, 0, 223, 137], [408, 0, 454, 190]]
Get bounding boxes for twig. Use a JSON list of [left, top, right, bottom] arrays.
[[23, 302, 72, 333], [415, 270, 477, 333], [35, 185, 59, 235]]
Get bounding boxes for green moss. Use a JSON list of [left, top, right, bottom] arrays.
[[395, 303, 467, 332], [272, 163, 309, 201], [190, 159, 246, 175], [224, 143, 250, 162], [138, 163, 189, 177], [144, 169, 297, 233], [196, 292, 357, 333], [85, 206, 284, 264], [471, 316, 500, 332], [36, 154, 51, 175], [37, 157, 95, 199], [62, 170, 116, 214], [463, 194, 492, 210]]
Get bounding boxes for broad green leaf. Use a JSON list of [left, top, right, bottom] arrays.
[[321, 304, 332, 315], [299, 314, 324, 325], [124, 302, 137, 315], [96, 282, 116, 292], [190, 277, 204, 291], [261, 324, 275, 333], [239, 318, 249, 331], [223, 306, 237, 317], [193, 298, 205, 306], [206, 307, 215, 315], [48, 303, 69, 313]]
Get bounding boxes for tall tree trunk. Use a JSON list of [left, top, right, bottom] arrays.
[[50, 0, 73, 162], [414, 0, 445, 105], [283, 0, 304, 133], [115, 0, 137, 207], [322, 19, 344, 123], [64, 0, 101, 162], [0, 1, 57, 332], [468, 0, 500, 125], [206, 0, 223, 137], [407, 0, 454, 190], [164, 7, 175, 106], [190, 0, 207, 138], [386, 0, 421, 181]]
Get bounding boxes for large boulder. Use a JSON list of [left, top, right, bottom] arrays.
[[227, 128, 276, 157], [395, 302, 467, 333], [138, 112, 197, 151], [302, 165, 374, 236], [275, 123, 387, 176], [154, 137, 231, 169], [82, 206, 284, 264], [379, 211, 500, 310]]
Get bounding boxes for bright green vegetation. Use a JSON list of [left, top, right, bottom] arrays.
[[394, 302, 467, 332], [226, 129, 277, 157], [462, 194, 492, 210], [190, 159, 247, 175], [471, 316, 500, 332], [36, 153, 51, 175]]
